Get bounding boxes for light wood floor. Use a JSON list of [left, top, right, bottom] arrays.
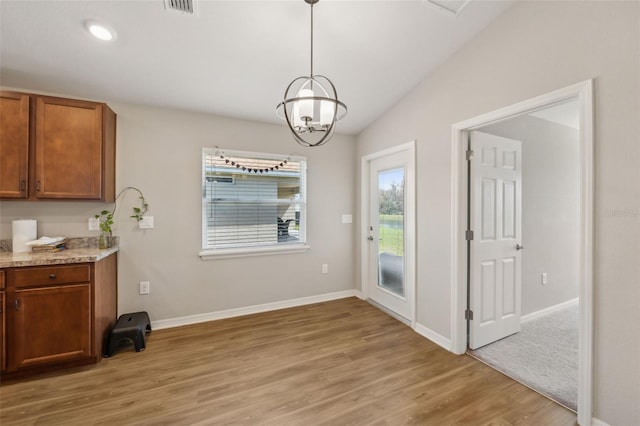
[[0, 297, 576, 425]]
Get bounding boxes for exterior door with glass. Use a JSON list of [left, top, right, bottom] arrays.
[[367, 148, 414, 321]]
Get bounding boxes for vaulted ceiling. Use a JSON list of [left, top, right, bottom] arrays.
[[0, 0, 513, 135]]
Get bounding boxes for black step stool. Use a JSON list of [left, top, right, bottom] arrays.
[[104, 311, 152, 357]]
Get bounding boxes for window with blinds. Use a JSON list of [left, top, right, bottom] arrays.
[[202, 148, 307, 252]]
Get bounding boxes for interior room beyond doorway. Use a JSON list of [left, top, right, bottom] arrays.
[[467, 99, 581, 411]]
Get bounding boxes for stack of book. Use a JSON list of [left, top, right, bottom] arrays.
[[26, 237, 67, 253]]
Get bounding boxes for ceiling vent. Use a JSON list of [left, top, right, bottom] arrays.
[[424, 0, 472, 16], [164, 0, 194, 14]]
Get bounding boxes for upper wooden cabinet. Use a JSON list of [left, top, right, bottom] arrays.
[[0, 92, 30, 199], [0, 91, 116, 201]]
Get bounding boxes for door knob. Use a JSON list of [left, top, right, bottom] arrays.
[[516, 244, 524, 251]]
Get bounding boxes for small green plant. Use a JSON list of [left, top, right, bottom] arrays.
[[95, 186, 149, 234], [96, 210, 114, 233]]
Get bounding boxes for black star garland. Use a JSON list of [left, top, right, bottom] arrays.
[[218, 154, 288, 174]]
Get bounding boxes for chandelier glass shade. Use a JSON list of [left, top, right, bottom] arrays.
[[276, 0, 347, 147]]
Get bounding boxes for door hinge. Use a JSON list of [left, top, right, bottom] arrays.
[[465, 309, 474, 321], [465, 230, 474, 241], [466, 149, 474, 161]]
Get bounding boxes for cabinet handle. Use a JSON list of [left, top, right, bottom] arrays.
[[36, 180, 41, 191], [15, 298, 20, 311], [49, 273, 57, 279], [20, 179, 26, 192]]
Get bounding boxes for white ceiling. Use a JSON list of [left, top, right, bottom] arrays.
[[0, 0, 513, 135]]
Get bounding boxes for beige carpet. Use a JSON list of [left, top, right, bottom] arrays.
[[468, 303, 578, 411]]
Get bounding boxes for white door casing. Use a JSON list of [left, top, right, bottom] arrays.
[[469, 131, 522, 349], [450, 80, 593, 425]]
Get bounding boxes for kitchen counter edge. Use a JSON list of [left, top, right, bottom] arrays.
[[0, 247, 119, 268]]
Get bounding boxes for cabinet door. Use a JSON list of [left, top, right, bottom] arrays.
[[0, 292, 5, 371], [35, 96, 104, 199], [10, 284, 92, 370], [0, 92, 30, 199]]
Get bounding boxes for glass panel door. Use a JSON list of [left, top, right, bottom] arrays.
[[377, 167, 405, 297], [366, 144, 414, 322]]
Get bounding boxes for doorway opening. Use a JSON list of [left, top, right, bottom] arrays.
[[450, 81, 594, 425], [466, 101, 581, 411]]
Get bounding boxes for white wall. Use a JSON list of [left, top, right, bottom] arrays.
[[482, 115, 580, 315], [0, 101, 357, 320], [356, 1, 639, 424]]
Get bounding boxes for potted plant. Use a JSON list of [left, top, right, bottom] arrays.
[[95, 186, 149, 249]]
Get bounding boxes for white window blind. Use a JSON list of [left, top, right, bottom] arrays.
[[202, 148, 307, 252]]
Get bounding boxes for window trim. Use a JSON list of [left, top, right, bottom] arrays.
[[199, 244, 311, 260], [200, 148, 308, 259]]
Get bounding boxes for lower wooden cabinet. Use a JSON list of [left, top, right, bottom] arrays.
[[1, 270, 5, 371], [0, 291, 5, 371], [0, 254, 117, 377], [12, 284, 92, 369]]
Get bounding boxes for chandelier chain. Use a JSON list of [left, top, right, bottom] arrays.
[[310, 2, 314, 77]]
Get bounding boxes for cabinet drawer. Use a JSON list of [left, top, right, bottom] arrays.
[[0, 270, 4, 290], [13, 265, 91, 288]]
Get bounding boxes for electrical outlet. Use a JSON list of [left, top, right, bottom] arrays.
[[139, 216, 154, 229], [322, 264, 328, 274], [88, 217, 100, 231], [541, 273, 548, 285], [139, 281, 150, 295]]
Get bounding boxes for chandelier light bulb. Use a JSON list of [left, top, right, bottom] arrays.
[[298, 88, 314, 122], [320, 100, 334, 126]]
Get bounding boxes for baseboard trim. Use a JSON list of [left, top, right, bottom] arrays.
[[521, 297, 579, 323], [414, 323, 451, 351], [591, 417, 611, 426], [152, 289, 359, 330]]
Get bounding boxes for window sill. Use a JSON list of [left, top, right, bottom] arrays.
[[199, 244, 311, 260]]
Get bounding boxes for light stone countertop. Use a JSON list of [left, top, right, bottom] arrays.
[[0, 246, 119, 268]]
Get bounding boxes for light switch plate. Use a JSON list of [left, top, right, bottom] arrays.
[[341, 214, 353, 224], [88, 217, 100, 231], [139, 216, 154, 229]]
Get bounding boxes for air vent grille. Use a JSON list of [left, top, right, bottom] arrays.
[[164, 0, 194, 14]]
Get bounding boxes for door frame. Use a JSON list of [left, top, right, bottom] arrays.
[[450, 80, 593, 424], [360, 140, 416, 327]]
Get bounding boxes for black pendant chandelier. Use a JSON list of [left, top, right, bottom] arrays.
[[276, 0, 347, 147]]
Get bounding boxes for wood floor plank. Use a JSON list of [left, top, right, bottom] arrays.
[[0, 298, 576, 425]]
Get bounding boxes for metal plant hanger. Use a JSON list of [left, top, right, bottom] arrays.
[[276, 0, 347, 147]]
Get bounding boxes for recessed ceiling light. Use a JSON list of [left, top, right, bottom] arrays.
[[84, 20, 117, 42]]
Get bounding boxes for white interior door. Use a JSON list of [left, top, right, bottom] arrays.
[[367, 148, 414, 321], [469, 131, 522, 349]]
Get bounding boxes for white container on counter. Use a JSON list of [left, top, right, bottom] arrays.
[[12, 219, 37, 253]]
